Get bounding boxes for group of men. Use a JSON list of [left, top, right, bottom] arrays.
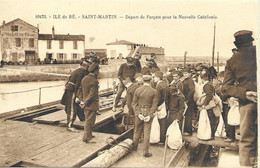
[[61, 51, 100, 143], [61, 30, 257, 166]]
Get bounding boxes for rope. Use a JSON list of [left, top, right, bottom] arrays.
[[0, 84, 64, 95]]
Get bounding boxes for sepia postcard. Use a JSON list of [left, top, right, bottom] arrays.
[[0, 0, 259, 167]]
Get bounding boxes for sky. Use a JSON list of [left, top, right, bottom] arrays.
[[0, 0, 259, 58]]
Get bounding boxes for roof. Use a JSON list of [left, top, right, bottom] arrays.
[[106, 40, 136, 45], [0, 18, 38, 29], [39, 34, 85, 41]]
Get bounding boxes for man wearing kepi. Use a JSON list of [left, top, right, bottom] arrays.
[[132, 73, 158, 157], [62, 60, 90, 132], [221, 30, 257, 166], [81, 63, 99, 143]]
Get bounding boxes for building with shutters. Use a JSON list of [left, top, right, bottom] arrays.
[[0, 18, 39, 65], [38, 26, 85, 63]]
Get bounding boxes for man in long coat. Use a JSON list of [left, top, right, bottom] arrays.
[[221, 30, 257, 166]]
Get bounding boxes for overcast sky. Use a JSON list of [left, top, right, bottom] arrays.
[[0, 0, 258, 58]]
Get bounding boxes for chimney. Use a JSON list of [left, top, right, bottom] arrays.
[[37, 24, 39, 33], [52, 26, 55, 39], [2, 20, 5, 26]]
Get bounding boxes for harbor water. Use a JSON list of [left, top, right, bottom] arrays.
[[0, 78, 117, 114]]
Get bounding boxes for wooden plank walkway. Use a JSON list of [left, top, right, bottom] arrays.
[[182, 133, 239, 150], [33, 108, 123, 129], [0, 120, 119, 167]]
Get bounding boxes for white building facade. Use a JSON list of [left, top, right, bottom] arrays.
[[38, 27, 85, 63], [106, 40, 135, 59]]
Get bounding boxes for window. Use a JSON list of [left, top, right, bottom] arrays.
[[15, 38, 21, 47], [47, 40, 52, 49], [73, 53, 77, 59], [59, 40, 64, 49], [11, 25, 18, 31], [73, 41, 78, 49], [59, 53, 64, 60], [29, 38, 34, 47]]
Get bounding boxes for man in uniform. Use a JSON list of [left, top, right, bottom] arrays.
[[62, 60, 90, 132], [81, 63, 100, 143], [133, 52, 142, 73], [221, 30, 257, 166], [112, 57, 136, 112], [132, 74, 158, 157], [181, 68, 196, 135]]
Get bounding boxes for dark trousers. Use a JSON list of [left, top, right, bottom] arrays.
[[133, 116, 153, 154], [222, 104, 235, 140], [65, 91, 77, 127], [207, 109, 219, 137], [83, 109, 97, 141], [184, 101, 195, 134], [158, 118, 167, 143], [113, 82, 126, 108], [239, 103, 257, 166]]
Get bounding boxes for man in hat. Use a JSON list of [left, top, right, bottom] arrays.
[[133, 52, 142, 73], [165, 82, 186, 130], [81, 63, 100, 143], [61, 60, 90, 132], [132, 73, 158, 157], [199, 73, 219, 139], [170, 70, 183, 92], [141, 59, 152, 75], [221, 30, 257, 166], [154, 71, 168, 143], [112, 56, 136, 112], [89, 51, 100, 64], [181, 68, 196, 135]]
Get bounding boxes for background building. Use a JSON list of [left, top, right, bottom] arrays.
[[0, 18, 39, 65], [38, 26, 85, 63], [106, 40, 136, 59]]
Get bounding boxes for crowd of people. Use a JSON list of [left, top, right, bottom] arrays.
[[61, 30, 257, 167]]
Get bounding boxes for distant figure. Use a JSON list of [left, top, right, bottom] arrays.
[[0, 60, 4, 68], [81, 63, 100, 143], [132, 73, 158, 157], [221, 30, 257, 166], [133, 52, 142, 73]]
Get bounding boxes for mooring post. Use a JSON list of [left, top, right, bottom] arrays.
[[39, 88, 41, 105]]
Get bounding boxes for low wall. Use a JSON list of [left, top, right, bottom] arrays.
[[0, 59, 169, 82]]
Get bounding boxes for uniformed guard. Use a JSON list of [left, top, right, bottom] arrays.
[[133, 52, 142, 73], [181, 68, 196, 136], [81, 63, 100, 143], [61, 60, 90, 132], [132, 74, 158, 157], [221, 30, 257, 166], [89, 51, 100, 64], [154, 71, 168, 143], [112, 56, 136, 112]]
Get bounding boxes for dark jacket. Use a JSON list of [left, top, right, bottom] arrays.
[[81, 73, 99, 111], [126, 83, 141, 115], [155, 80, 167, 107], [141, 66, 151, 75], [203, 81, 215, 106], [182, 77, 195, 102], [118, 63, 136, 82], [65, 68, 88, 94], [222, 45, 256, 104], [133, 59, 142, 73], [165, 90, 185, 120], [132, 85, 158, 117]]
